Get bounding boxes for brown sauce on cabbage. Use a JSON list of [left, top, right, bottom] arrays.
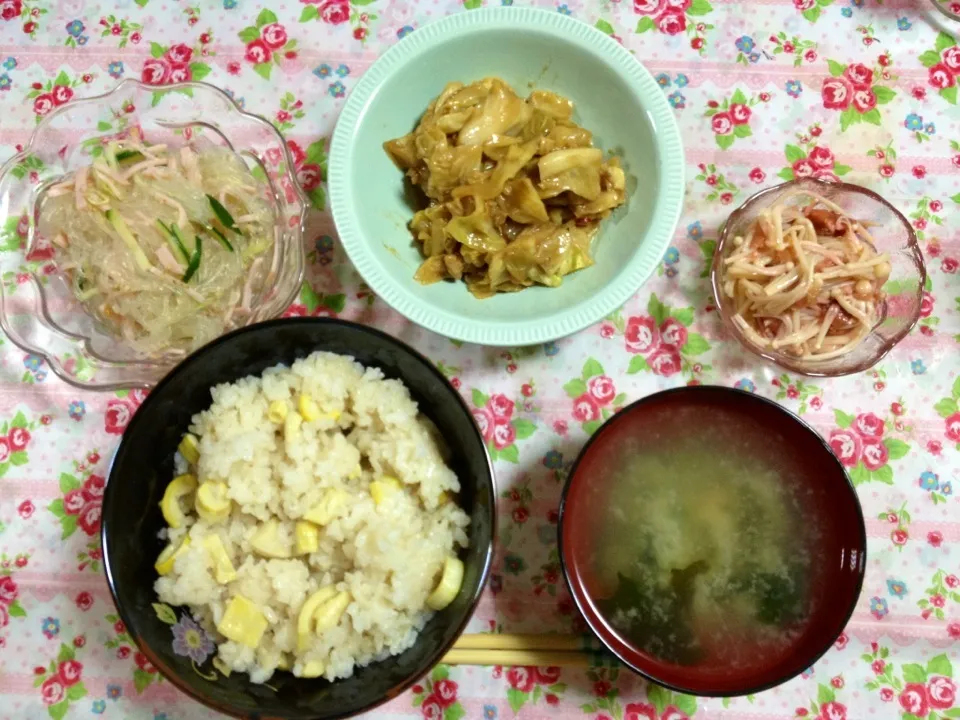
[[384, 78, 626, 298]]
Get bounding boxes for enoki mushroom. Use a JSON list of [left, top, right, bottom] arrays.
[[720, 190, 890, 362]]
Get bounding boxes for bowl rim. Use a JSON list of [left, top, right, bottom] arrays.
[[100, 317, 497, 719], [710, 178, 926, 378], [557, 384, 867, 697], [0, 78, 309, 391], [328, 6, 684, 346], [930, 0, 960, 21]]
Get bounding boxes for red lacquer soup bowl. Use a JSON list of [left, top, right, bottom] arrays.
[[558, 386, 866, 697]]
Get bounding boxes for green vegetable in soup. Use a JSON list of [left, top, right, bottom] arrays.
[[598, 572, 701, 666]]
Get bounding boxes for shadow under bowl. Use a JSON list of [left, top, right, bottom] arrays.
[[101, 318, 496, 719]]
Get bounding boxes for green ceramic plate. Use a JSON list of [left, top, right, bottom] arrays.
[[329, 7, 684, 346]]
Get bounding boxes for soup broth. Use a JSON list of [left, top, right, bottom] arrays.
[[580, 403, 821, 673]]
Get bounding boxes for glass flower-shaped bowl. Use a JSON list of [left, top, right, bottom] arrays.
[[0, 80, 308, 389], [711, 178, 926, 377]]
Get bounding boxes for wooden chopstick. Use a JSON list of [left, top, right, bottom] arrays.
[[442, 649, 594, 667], [440, 634, 618, 667], [452, 634, 593, 652]]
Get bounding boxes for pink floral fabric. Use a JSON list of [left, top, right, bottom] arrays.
[[1, 1, 959, 719]]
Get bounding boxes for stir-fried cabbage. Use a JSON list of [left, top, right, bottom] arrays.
[[383, 78, 627, 298], [37, 134, 277, 356]]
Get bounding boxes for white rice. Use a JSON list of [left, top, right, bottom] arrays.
[[154, 351, 470, 683]]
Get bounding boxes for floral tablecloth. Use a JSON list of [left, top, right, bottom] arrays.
[[0, 0, 959, 718]]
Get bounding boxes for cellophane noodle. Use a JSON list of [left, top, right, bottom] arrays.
[[37, 134, 277, 356]]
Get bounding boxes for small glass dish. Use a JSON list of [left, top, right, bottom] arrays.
[[710, 178, 925, 377], [0, 79, 308, 389]]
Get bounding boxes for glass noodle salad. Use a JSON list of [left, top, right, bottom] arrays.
[[719, 191, 891, 362], [384, 78, 626, 298], [37, 132, 278, 356]]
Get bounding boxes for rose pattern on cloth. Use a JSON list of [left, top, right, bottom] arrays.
[[1, 1, 960, 718], [864, 644, 958, 720], [410, 665, 467, 720], [919, 32, 960, 105], [821, 57, 898, 131], [704, 88, 765, 149], [777, 124, 852, 183], [563, 358, 627, 435], [829, 409, 910, 485], [32, 643, 87, 719]]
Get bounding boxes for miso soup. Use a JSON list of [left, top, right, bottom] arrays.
[[561, 388, 865, 691], [592, 438, 812, 668]]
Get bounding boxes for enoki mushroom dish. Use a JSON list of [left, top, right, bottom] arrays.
[[37, 132, 278, 356], [719, 191, 891, 363]]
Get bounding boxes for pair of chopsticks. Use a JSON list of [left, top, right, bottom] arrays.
[[441, 634, 619, 667]]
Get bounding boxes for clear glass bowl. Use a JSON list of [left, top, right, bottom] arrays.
[[711, 178, 926, 377], [0, 79, 308, 389]]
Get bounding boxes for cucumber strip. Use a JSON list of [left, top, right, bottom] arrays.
[[156, 220, 190, 264], [182, 236, 202, 283], [75, 274, 99, 301], [116, 150, 145, 164], [93, 163, 122, 200], [189, 219, 235, 253], [206, 194, 239, 234], [76, 285, 100, 301], [208, 225, 234, 252], [104, 141, 119, 172], [106, 209, 152, 271], [170, 223, 192, 258]]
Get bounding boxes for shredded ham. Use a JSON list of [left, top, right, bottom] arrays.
[[222, 290, 241, 326], [180, 147, 202, 187], [134, 211, 154, 228], [121, 157, 169, 182], [121, 318, 138, 344], [155, 245, 184, 274], [47, 179, 74, 197], [94, 159, 128, 185], [153, 191, 188, 230], [269, 226, 281, 273], [141, 143, 167, 158], [74, 167, 88, 210]]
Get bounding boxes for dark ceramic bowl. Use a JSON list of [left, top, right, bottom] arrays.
[[559, 386, 866, 697], [101, 318, 496, 719]]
